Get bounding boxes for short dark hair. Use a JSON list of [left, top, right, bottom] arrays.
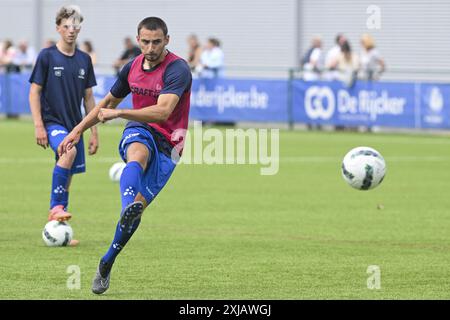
[[208, 38, 221, 47], [137, 17, 168, 36], [83, 40, 93, 52]]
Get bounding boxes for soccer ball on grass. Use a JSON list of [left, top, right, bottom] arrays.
[[42, 220, 74, 247], [341, 146, 386, 190]]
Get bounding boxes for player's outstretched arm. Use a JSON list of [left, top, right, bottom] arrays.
[[98, 93, 179, 124], [58, 93, 123, 156]]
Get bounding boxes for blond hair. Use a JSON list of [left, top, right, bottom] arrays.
[[361, 34, 375, 50], [55, 5, 83, 26]]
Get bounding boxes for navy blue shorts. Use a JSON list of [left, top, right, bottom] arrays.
[[47, 124, 85, 174], [118, 125, 176, 205]]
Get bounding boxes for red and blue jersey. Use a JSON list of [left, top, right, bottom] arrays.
[[110, 51, 192, 153]]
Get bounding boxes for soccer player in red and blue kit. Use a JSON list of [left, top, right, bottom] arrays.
[[58, 17, 192, 294]]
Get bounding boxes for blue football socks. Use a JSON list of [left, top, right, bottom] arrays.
[[119, 161, 143, 210], [50, 165, 71, 210], [102, 161, 144, 267]]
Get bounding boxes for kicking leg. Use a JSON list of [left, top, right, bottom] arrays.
[[93, 142, 150, 294]]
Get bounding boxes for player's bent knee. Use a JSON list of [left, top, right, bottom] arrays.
[[58, 145, 77, 166], [126, 143, 150, 170], [65, 146, 78, 160]]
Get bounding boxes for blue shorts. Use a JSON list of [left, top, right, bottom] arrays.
[[118, 125, 176, 205], [47, 124, 86, 175]]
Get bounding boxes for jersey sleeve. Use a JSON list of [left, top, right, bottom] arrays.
[[161, 59, 192, 97], [85, 56, 97, 89], [110, 60, 133, 98], [29, 50, 49, 86]]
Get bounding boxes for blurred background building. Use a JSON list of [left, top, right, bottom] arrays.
[[0, 0, 449, 81]]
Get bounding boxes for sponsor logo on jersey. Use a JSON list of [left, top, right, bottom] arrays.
[[130, 85, 160, 97], [54, 66, 64, 77], [78, 68, 85, 79]]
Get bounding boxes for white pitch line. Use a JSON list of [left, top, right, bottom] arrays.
[[0, 157, 121, 164], [280, 156, 450, 163], [0, 156, 449, 164]]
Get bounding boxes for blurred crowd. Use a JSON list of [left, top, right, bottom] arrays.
[[110, 34, 226, 79], [0, 39, 37, 73], [2, 33, 383, 86], [301, 33, 385, 86], [0, 35, 226, 79], [186, 34, 225, 79], [0, 38, 100, 74]]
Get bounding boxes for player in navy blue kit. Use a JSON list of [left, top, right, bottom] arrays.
[[29, 5, 98, 246]]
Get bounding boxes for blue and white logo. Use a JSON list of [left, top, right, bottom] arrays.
[[53, 66, 64, 77], [78, 68, 85, 79], [145, 186, 156, 199], [191, 85, 269, 114], [428, 87, 443, 113], [112, 243, 123, 251], [304, 86, 335, 120], [123, 186, 135, 197], [120, 133, 140, 149], [51, 129, 67, 137], [54, 185, 67, 194], [423, 86, 444, 125]]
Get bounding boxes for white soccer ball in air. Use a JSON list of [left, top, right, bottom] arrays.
[[42, 221, 74, 247], [109, 162, 126, 182], [341, 146, 386, 190]]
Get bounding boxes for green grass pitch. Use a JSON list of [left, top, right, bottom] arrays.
[[1, 119, 450, 299]]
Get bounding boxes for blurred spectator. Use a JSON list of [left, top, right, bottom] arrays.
[[186, 34, 202, 76], [359, 34, 385, 81], [198, 37, 224, 78], [324, 33, 346, 81], [0, 40, 5, 72], [0, 40, 19, 73], [301, 36, 324, 81], [43, 39, 56, 48], [337, 40, 359, 88], [113, 37, 140, 76], [80, 40, 97, 65], [12, 40, 36, 72]]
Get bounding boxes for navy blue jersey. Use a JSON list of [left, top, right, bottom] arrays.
[[29, 45, 97, 131]]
